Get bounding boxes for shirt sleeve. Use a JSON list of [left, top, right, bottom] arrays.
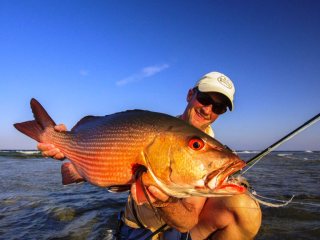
[[205, 125, 215, 138]]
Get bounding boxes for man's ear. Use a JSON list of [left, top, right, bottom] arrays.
[[187, 89, 194, 102]]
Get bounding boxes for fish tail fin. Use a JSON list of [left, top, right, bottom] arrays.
[[13, 98, 56, 142], [30, 98, 56, 129], [14, 120, 43, 142]]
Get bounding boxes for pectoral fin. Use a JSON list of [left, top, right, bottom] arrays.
[[134, 175, 151, 204], [130, 163, 155, 203]]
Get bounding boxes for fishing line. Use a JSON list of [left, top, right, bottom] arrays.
[[248, 190, 294, 207], [236, 176, 317, 208], [251, 192, 320, 207], [240, 113, 320, 175], [232, 176, 294, 208]]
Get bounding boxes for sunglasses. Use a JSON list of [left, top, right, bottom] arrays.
[[195, 90, 228, 115]]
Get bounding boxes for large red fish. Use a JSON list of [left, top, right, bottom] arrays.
[[14, 98, 246, 200]]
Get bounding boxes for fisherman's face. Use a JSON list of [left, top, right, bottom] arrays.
[[183, 88, 228, 130]]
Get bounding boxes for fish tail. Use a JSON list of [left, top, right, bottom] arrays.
[[14, 98, 56, 142]]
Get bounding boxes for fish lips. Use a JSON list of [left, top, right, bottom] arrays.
[[205, 159, 246, 191]]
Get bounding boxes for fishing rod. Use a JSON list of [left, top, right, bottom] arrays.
[[240, 113, 320, 175]]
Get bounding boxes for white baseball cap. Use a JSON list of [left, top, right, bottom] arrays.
[[194, 71, 235, 111]]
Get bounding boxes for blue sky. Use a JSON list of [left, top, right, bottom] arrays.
[[1, 0, 319, 150]]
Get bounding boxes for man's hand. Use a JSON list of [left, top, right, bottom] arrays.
[[148, 185, 170, 202], [37, 124, 67, 160], [130, 183, 170, 205], [130, 182, 206, 232]]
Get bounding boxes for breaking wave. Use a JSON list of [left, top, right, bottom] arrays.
[[0, 150, 42, 158], [236, 150, 260, 154]]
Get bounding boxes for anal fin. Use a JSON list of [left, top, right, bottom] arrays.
[[135, 176, 149, 204], [61, 162, 85, 185]]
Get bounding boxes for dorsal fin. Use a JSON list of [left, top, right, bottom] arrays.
[[71, 116, 97, 132]]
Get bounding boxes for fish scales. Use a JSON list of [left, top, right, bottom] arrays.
[[58, 153, 132, 185], [46, 121, 155, 186], [14, 99, 247, 197]]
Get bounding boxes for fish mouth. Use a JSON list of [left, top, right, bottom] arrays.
[[205, 160, 246, 191]]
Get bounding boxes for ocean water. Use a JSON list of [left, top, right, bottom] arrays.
[[0, 150, 319, 240]]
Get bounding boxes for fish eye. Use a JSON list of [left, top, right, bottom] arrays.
[[188, 137, 205, 150]]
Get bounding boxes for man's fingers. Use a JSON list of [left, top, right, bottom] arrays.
[[42, 148, 65, 160], [42, 148, 60, 157], [37, 143, 55, 151], [38, 142, 65, 160], [53, 152, 65, 160], [54, 124, 67, 132], [148, 185, 170, 202], [37, 124, 67, 159]]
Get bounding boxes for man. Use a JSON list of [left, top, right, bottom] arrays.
[[38, 72, 261, 239]]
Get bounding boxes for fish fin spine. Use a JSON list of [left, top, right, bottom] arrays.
[[61, 162, 85, 185]]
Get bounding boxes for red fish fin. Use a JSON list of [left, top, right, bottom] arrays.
[[134, 174, 162, 220], [13, 98, 56, 142], [131, 164, 149, 204], [30, 98, 56, 129], [61, 162, 85, 185], [14, 120, 43, 142], [135, 177, 149, 204], [107, 185, 131, 193], [135, 173, 159, 204]]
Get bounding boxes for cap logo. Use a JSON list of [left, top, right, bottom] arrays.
[[218, 76, 232, 89]]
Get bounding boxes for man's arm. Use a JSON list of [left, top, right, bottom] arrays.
[[191, 193, 262, 240], [210, 194, 261, 240]]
